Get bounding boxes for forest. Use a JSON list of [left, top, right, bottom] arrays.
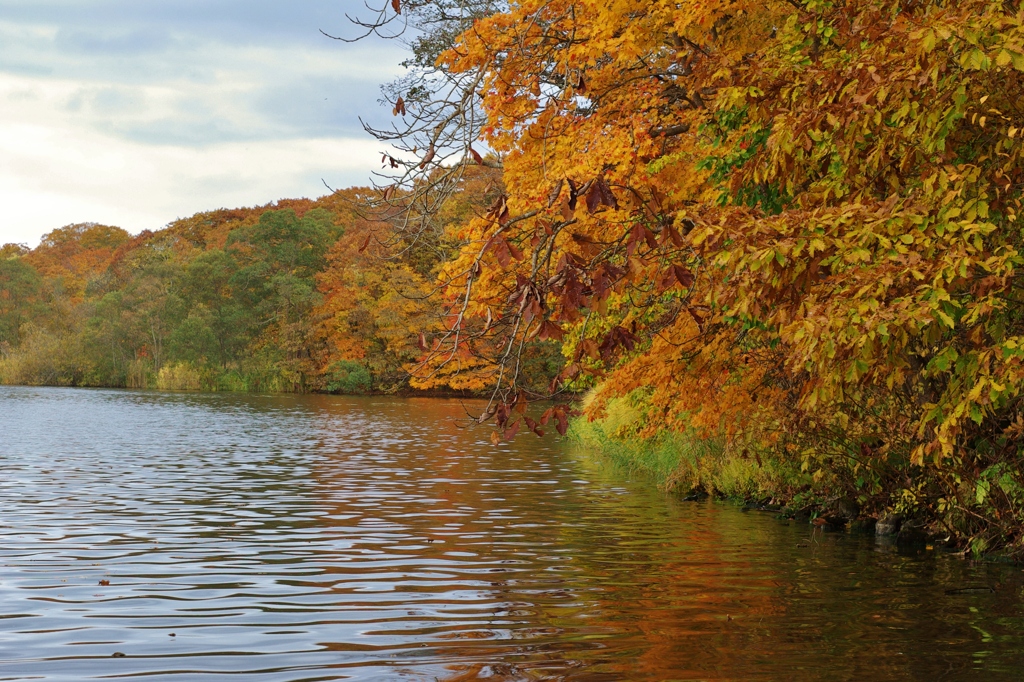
[[6, 0, 1024, 557], [0, 172, 561, 396]]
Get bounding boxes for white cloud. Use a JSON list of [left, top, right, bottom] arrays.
[[0, 77, 387, 245], [0, 4, 408, 247]]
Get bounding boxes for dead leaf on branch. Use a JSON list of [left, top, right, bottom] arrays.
[[419, 145, 436, 169], [537, 320, 565, 341], [547, 179, 564, 207], [585, 178, 619, 214], [486, 195, 511, 224]]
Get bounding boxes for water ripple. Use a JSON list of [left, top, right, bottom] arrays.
[[1, 387, 1023, 680]]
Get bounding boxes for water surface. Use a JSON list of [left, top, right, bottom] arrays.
[[1, 387, 1023, 680]]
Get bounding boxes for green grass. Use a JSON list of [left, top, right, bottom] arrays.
[[569, 393, 806, 502]]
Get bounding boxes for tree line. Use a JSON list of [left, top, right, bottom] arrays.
[[0, 180, 562, 395]]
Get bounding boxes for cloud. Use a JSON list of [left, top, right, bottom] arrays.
[[0, 93, 387, 246], [56, 26, 176, 56], [0, 1, 408, 246]]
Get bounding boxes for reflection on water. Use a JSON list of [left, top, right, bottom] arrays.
[[0, 387, 1022, 681]]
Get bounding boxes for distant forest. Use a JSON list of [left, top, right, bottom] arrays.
[[0, 173, 563, 395]]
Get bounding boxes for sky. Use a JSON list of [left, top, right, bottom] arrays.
[[0, 0, 407, 247]]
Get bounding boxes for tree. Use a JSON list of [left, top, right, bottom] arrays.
[[225, 208, 344, 389], [25, 223, 130, 301], [354, 0, 1024, 551], [170, 249, 248, 367], [0, 256, 42, 347]]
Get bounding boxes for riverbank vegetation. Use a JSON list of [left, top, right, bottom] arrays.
[[337, 0, 1024, 558], [6, 0, 1024, 557]]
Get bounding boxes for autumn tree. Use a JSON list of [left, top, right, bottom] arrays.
[[354, 0, 1024, 552], [24, 223, 131, 301]]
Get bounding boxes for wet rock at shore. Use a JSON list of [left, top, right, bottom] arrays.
[[817, 498, 861, 527], [849, 517, 877, 533], [876, 514, 902, 536]]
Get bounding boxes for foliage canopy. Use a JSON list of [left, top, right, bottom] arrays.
[[356, 0, 1024, 553]]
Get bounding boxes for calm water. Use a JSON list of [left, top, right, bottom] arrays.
[[1, 388, 1023, 680]]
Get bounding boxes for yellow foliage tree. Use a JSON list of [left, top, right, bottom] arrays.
[[358, 0, 1024, 550]]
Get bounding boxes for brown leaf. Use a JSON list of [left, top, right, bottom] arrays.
[[525, 298, 543, 325], [598, 179, 619, 209], [490, 430, 501, 446], [585, 179, 618, 213], [555, 412, 569, 437], [99, 579, 110, 586], [358, 234, 372, 253], [417, 332, 428, 351], [495, 403, 511, 427], [643, 227, 658, 250], [626, 225, 646, 257], [546, 179, 564, 208], [577, 338, 600, 360], [507, 240, 524, 261], [487, 195, 506, 218], [492, 238, 512, 269], [538, 320, 565, 341], [419, 145, 435, 169], [585, 182, 602, 213], [666, 225, 684, 247], [470, 146, 483, 164], [504, 419, 521, 440], [487, 195, 511, 224], [391, 0, 401, 14], [570, 232, 601, 258], [392, 96, 406, 116], [673, 264, 695, 287]]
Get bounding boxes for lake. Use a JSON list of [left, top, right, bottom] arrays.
[[1, 387, 1023, 680]]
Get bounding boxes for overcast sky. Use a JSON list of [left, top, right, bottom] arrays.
[[0, 1, 406, 247]]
